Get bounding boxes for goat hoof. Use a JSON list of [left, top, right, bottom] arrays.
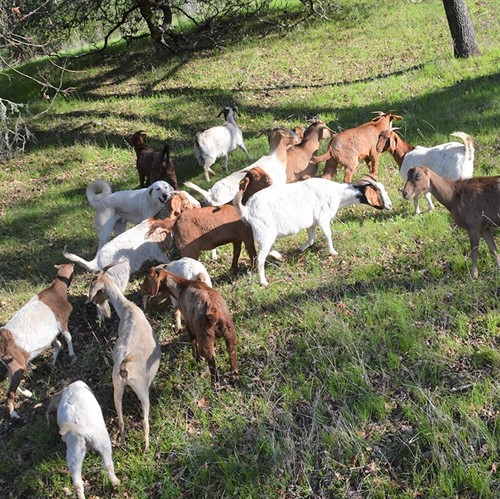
[[6, 414, 24, 428]]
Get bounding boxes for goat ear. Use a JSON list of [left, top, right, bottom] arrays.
[[87, 281, 104, 304], [46, 389, 63, 419], [239, 176, 250, 192], [320, 126, 332, 140], [391, 134, 398, 151], [170, 195, 182, 215], [363, 186, 382, 208]]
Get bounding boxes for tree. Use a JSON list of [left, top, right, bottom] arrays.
[[442, 0, 480, 58]]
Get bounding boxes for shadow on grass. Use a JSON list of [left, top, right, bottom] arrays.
[[26, 70, 499, 168]]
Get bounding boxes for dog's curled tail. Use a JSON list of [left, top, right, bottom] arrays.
[[86, 179, 112, 208]]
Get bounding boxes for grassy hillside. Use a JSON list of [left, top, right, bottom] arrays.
[[0, 0, 499, 497]]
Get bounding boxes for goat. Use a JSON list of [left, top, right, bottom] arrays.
[[292, 125, 306, 143], [285, 119, 333, 182], [140, 267, 238, 385], [185, 126, 300, 206], [125, 130, 179, 189], [87, 264, 161, 451], [149, 204, 256, 274], [63, 218, 171, 320], [47, 380, 120, 499], [142, 258, 212, 331], [194, 106, 252, 182], [376, 129, 474, 214], [0, 264, 75, 419], [234, 176, 393, 286], [156, 190, 201, 220], [313, 111, 403, 182], [403, 166, 500, 279], [150, 167, 273, 273]]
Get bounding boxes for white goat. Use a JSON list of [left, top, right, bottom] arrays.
[[143, 257, 213, 331], [234, 177, 393, 286], [194, 106, 252, 182], [63, 218, 171, 320], [47, 380, 120, 499], [185, 127, 300, 206], [376, 129, 474, 214], [1, 264, 75, 419], [87, 264, 161, 451]]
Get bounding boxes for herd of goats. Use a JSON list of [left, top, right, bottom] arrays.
[[1, 107, 498, 498]]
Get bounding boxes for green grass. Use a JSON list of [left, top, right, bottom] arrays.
[[0, 0, 499, 497]]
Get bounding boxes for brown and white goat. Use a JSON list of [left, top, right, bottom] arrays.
[[0, 264, 75, 419], [313, 111, 403, 182], [140, 267, 238, 385], [125, 130, 179, 189], [403, 166, 500, 279], [286, 119, 333, 182], [151, 167, 273, 273], [376, 129, 474, 214], [87, 264, 161, 451]]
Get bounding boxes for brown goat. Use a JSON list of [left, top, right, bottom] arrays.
[[150, 167, 272, 272], [125, 131, 179, 189], [313, 111, 403, 182], [403, 166, 500, 279], [157, 191, 198, 220], [140, 267, 238, 385], [286, 120, 333, 182], [151, 205, 256, 273]]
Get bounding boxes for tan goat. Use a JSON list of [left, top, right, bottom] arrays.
[[403, 166, 500, 279], [313, 111, 403, 182]]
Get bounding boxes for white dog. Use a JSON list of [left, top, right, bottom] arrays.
[[47, 381, 120, 499], [63, 218, 171, 319], [86, 179, 174, 249]]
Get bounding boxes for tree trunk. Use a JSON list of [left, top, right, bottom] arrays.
[[442, 0, 480, 58], [136, 0, 163, 43]]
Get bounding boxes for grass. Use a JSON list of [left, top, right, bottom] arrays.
[[0, 0, 499, 497]]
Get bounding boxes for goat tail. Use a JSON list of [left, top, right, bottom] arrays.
[[450, 131, 474, 163], [232, 190, 248, 223], [311, 151, 331, 164], [86, 179, 112, 208], [62, 248, 97, 271], [193, 134, 203, 166], [119, 354, 134, 381], [184, 181, 209, 199], [161, 142, 170, 161], [59, 421, 81, 437]]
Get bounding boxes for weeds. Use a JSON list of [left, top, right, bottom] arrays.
[[0, 0, 499, 497]]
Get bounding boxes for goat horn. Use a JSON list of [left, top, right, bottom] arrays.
[[256, 128, 272, 137], [356, 174, 379, 187]]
